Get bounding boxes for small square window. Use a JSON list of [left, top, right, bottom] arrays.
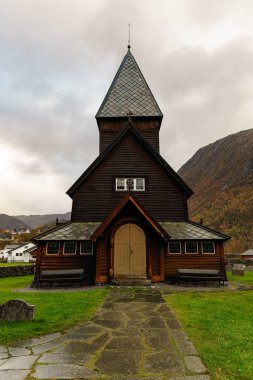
[[185, 242, 198, 254], [80, 242, 93, 255], [64, 242, 76, 255], [169, 242, 181, 254], [202, 242, 215, 254], [47, 242, 60, 255]]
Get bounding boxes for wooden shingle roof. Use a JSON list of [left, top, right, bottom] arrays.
[[96, 49, 163, 118]]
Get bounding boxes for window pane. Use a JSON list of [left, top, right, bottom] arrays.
[[64, 242, 76, 254], [169, 242, 181, 253], [185, 242, 198, 253], [202, 242, 215, 253], [47, 243, 60, 254], [116, 178, 126, 190], [135, 178, 145, 190], [80, 242, 93, 255]]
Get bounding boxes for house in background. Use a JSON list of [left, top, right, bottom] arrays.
[[0, 244, 18, 261], [240, 249, 253, 260], [34, 47, 229, 285], [7, 242, 36, 263]]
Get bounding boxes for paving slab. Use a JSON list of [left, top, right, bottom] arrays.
[[0, 348, 7, 354], [95, 318, 125, 328], [69, 323, 106, 334], [95, 310, 126, 320], [0, 370, 30, 380], [166, 317, 182, 329], [0, 359, 8, 366], [112, 327, 142, 337], [17, 332, 62, 348], [105, 336, 143, 350], [38, 352, 93, 365], [144, 351, 185, 374], [96, 350, 142, 374], [8, 347, 31, 356], [33, 364, 99, 379], [143, 316, 166, 329], [32, 339, 65, 355], [184, 356, 207, 373], [0, 353, 8, 360], [0, 355, 38, 370], [144, 329, 174, 350]]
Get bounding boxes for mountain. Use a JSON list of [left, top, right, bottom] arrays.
[[178, 129, 253, 252], [0, 214, 28, 230], [13, 212, 71, 229]]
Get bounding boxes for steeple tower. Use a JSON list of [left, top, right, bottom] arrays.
[[96, 49, 163, 153]]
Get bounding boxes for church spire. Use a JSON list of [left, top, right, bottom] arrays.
[[96, 49, 163, 118]]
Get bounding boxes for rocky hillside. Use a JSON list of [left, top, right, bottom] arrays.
[[178, 129, 253, 252], [0, 214, 28, 230]]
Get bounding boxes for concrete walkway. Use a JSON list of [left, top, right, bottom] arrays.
[[0, 288, 210, 380]]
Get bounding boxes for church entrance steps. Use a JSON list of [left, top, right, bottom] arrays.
[[110, 278, 152, 286]]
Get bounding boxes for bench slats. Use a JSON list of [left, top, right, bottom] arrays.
[[37, 268, 85, 288], [177, 268, 225, 286]]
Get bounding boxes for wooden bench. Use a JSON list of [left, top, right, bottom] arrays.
[[37, 269, 85, 288], [177, 269, 225, 286]]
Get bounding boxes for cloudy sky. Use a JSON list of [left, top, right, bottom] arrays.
[[1, 0, 253, 215]]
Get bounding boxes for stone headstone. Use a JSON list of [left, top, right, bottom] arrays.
[[0, 299, 35, 321]]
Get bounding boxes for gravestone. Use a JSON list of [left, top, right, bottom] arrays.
[[232, 264, 245, 276], [0, 299, 35, 321]]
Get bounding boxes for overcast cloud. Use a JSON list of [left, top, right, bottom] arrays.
[[0, 0, 253, 215]]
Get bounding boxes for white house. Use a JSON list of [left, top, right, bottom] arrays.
[[0, 244, 19, 260], [7, 242, 36, 263]]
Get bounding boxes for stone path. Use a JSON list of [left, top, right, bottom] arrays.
[[0, 288, 210, 380]]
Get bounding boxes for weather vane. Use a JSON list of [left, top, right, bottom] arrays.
[[128, 23, 131, 49]]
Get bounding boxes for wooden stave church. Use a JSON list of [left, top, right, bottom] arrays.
[[33, 47, 229, 285]]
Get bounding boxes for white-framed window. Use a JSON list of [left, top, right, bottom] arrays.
[[168, 242, 181, 254], [47, 242, 60, 255], [80, 241, 93, 255], [202, 242, 215, 254], [63, 242, 77, 255], [115, 178, 145, 191], [185, 242, 198, 254]]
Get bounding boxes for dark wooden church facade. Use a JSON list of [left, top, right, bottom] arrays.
[[34, 48, 229, 284]]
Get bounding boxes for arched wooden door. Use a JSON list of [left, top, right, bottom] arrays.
[[114, 223, 146, 276]]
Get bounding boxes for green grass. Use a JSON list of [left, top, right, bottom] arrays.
[[227, 271, 253, 286], [0, 276, 109, 345], [166, 290, 253, 380]]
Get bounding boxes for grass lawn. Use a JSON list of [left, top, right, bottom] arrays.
[[165, 274, 253, 380], [0, 275, 109, 345], [227, 270, 253, 286]]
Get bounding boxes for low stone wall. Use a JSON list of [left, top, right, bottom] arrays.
[[0, 265, 34, 278]]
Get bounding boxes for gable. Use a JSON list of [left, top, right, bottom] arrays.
[[91, 194, 169, 242], [67, 126, 193, 198]]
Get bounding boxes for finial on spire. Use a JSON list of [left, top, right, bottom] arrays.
[[128, 23, 131, 49]]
